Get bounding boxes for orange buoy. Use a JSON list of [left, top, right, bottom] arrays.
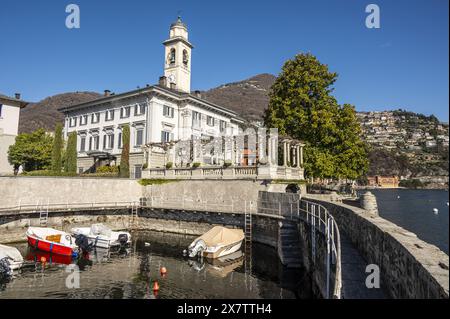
[[153, 281, 160, 291], [40, 256, 47, 264], [160, 267, 167, 275]]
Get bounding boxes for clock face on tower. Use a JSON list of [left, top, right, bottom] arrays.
[[168, 74, 176, 83]]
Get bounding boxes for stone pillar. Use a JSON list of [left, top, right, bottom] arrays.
[[267, 136, 272, 165], [296, 145, 301, 168], [360, 191, 379, 215], [283, 141, 287, 167]]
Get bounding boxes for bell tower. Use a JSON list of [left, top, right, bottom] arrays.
[[163, 16, 193, 93]]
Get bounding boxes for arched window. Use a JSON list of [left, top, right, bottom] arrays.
[[183, 49, 189, 65], [169, 48, 176, 64]]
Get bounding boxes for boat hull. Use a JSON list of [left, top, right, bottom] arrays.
[[27, 235, 76, 257], [203, 240, 243, 259]]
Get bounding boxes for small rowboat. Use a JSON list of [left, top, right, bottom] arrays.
[[26, 227, 78, 257]]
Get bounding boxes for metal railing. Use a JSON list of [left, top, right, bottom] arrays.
[[258, 197, 342, 299], [0, 200, 140, 214], [147, 196, 257, 214]]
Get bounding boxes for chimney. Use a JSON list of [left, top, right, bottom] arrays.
[[159, 76, 167, 88], [194, 90, 201, 98], [104, 90, 111, 97], [14, 93, 21, 100], [170, 82, 176, 90]]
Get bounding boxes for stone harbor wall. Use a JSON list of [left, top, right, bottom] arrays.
[[0, 176, 143, 208], [305, 197, 449, 299]]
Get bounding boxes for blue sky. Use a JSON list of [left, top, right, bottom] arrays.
[[0, 0, 448, 121]]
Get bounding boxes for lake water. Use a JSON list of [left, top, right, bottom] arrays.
[[0, 230, 312, 299], [368, 189, 449, 254]]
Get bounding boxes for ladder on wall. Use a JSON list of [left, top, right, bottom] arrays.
[[39, 205, 49, 227], [129, 203, 139, 230], [244, 201, 253, 291]]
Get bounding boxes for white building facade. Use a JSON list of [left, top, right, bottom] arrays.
[[59, 17, 243, 178], [0, 93, 28, 175], [59, 17, 305, 180]]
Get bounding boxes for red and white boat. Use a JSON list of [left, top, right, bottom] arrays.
[[26, 227, 78, 257]]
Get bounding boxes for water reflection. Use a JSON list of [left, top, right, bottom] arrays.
[[0, 230, 312, 299]]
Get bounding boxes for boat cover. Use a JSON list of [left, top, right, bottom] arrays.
[[196, 226, 244, 247], [0, 244, 24, 263]]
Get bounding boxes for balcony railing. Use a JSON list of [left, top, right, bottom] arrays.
[[143, 165, 304, 180]]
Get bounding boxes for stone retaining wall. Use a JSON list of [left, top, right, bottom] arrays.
[[305, 197, 449, 299], [0, 176, 143, 208]]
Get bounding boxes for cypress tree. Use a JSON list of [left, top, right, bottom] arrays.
[[120, 125, 130, 178], [51, 124, 63, 173], [65, 132, 77, 174]]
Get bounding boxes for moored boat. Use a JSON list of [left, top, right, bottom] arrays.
[[0, 244, 24, 276], [188, 226, 244, 259], [26, 227, 78, 257], [71, 223, 131, 249]]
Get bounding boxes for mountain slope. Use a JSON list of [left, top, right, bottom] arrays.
[[18, 92, 101, 133], [201, 73, 276, 121]]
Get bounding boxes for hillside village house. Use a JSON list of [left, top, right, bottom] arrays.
[[59, 17, 305, 180], [0, 93, 29, 175]]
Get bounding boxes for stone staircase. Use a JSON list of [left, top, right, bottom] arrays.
[[278, 221, 302, 268]]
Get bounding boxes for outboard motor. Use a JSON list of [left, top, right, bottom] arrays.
[[75, 234, 94, 253], [0, 257, 12, 279], [118, 234, 129, 246], [188, 239, 207, 258]]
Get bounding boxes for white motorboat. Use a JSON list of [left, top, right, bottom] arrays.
[[188, 226, 244, 259], [0, 244, 24, 276], [71, 224, 131, 249]]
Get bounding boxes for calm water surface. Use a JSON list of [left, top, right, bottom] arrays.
[[0, 230, 311, 299], [368, 189, 449, 254]]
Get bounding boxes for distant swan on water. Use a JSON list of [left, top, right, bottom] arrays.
[[433, 208, 439, 214]]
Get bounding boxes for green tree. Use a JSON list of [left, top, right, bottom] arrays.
[[51, 124, 63, 173], [264, 53, 368, 179], [8, 129, 53, 171], [65, 132, 77, 173], [120, 125, 130, 178]]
